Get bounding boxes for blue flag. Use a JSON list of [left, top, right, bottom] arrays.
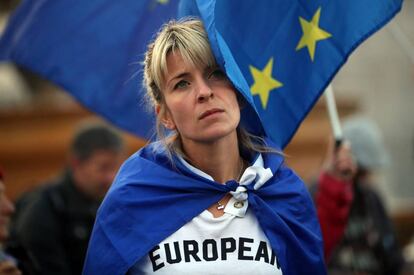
[[180, 0, 402, 148], [0, 0, 402, 146], [0, 0, 180, 139], [83, 140, 325, 274]]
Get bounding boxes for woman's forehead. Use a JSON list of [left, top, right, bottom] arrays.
[[161, 54, 190, 89], [163, 51, 215, 80]]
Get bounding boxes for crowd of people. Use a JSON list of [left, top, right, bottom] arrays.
[[0, 18, 411, 275]]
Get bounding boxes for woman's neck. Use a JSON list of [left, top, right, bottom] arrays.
[[181, 133, 243, 184]]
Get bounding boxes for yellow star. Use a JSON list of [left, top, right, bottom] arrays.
[[156, 0, 169, 4], [249, 58, 283, 109], [296, 7, 332, 61]]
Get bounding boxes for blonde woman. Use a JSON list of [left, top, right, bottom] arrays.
[[84, 19, 325, 275]]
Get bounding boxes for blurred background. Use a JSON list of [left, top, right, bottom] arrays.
[[0, 0, 413, 262]]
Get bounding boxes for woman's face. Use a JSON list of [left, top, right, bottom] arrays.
[[159, 52, 240, 145]]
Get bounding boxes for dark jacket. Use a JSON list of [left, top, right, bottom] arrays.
[[4, 243, 39, 275], [9, 171, 101, 275]]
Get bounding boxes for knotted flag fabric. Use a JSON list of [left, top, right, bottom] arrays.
[[0, 0, 180, 139], [179, 0, 403, 148]]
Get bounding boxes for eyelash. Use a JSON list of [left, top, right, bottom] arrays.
[[173, 80, 190, 90]]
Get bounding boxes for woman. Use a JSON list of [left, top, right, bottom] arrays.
[[83, 19, 325, 275]]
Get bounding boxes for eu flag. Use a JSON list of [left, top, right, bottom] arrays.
[[0, 0, 402, 148], [180, 0, 402, 148], [0, 0, 180, 139]]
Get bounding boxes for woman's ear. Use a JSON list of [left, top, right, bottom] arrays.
[[156, 104, 176, 130]]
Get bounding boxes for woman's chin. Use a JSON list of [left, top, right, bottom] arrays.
[[191, 128, 238, 144]]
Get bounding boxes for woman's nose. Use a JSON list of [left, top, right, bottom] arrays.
[[196, 80, 213, 103]]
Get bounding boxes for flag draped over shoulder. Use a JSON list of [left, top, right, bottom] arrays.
[[179, 0, 403, 148], [83, 140, 325, 275], [0, 0, 180, 139]]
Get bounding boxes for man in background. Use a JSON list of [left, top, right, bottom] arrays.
[[9, 121, 125, 275]]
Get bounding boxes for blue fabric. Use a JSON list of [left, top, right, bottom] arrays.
[[0, 0, 180, 139], [83, 140, 325, 275], [179, 0, 403, 148], [0, 0, 402, 147]]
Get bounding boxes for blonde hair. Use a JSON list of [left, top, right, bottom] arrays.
[[143, 18, 278, 159]]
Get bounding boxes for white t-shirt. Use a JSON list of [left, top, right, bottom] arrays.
[[129, 155, 283, 275]]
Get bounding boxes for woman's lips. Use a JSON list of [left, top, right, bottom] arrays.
[[199, 108, 224, 120]]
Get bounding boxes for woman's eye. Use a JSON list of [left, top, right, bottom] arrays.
[[209, 69, 227, 80], [173, 80, 189, 90]]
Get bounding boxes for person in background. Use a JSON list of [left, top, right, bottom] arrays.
[[0, 167, 39, 275], [0, 168, 21, 275], [403, 236, 414, 275], [315, 116, 404, 274], [8, 121, 125, 275]]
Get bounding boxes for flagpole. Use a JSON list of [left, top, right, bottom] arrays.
[[324, 84, 343, 148]]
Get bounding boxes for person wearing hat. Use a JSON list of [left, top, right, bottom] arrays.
[[315, 116, 404, 274]]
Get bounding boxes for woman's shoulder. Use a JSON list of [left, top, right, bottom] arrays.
[[104, 142, 177, 200], [127, 141, 171, 164]]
